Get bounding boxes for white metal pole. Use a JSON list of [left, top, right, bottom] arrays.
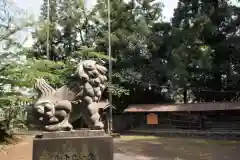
[[47, 0, 50, 60], [108, 0, 113, 134]]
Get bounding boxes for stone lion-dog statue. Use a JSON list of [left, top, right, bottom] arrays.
[[33, 60, 108, 131]]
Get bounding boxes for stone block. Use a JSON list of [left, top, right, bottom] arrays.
[[32, 130, 113, 160], [41, 130, 106, 138]]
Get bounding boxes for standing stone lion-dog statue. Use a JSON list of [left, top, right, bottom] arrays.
[[33, 60, 108, 131]]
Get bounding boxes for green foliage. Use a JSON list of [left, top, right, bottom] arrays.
[[170, 0, 240, 102], [0, 0, 239, 134], [107, 82, 129, 97], [71, 46, 115, 62], [92, 0, 165, 94], [0, 0, 36, 137], [0, 95, 28, 134], [29, 0, 240, 105], [0, 0, 36, 48], [17, 58, 69, 87]]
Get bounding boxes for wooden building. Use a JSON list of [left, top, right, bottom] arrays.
[[123, 102, 240, 131]]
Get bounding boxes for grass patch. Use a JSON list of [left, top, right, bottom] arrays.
[[120, 135, 159, 141]]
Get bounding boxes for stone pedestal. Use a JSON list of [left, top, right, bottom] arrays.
[[32, 130, 113, 160]]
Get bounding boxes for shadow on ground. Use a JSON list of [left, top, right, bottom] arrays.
[[114, 136, 240, 160]]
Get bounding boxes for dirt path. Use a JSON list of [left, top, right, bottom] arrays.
[[1, 135, 240, 160], [0, 136, 137, 160], [0, 136, 33, 160]]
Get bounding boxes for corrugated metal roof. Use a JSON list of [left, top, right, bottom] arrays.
[[124, 102, 240, 112]]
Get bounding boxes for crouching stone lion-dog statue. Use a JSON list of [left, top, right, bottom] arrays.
[[32, 60, 108, 131]]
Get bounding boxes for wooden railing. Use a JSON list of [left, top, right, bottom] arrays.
[[129, 111, 240, 131]]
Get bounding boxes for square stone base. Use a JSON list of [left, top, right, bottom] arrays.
[[32, 130, 113, 160]]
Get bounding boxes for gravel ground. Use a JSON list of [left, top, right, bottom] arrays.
[[114, 136, 240, 160]]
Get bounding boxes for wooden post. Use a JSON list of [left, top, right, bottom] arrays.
[[106, 111, 110, 133], [130, 113, 133, 129]]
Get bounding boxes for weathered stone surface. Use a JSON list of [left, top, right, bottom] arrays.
[[32, 60, 109, 131], [40, 130, 105, 138], [32, 132, 113, 160]]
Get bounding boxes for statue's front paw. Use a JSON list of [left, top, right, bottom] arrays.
[[44, 121, 73, 132], [93, 122, 104, 130], [60, 123, 73, 131]]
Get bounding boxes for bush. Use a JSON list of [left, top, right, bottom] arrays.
[[0, 96, 28, 142]]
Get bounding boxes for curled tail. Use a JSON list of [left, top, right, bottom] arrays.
[[34, 78, 56, 99]]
